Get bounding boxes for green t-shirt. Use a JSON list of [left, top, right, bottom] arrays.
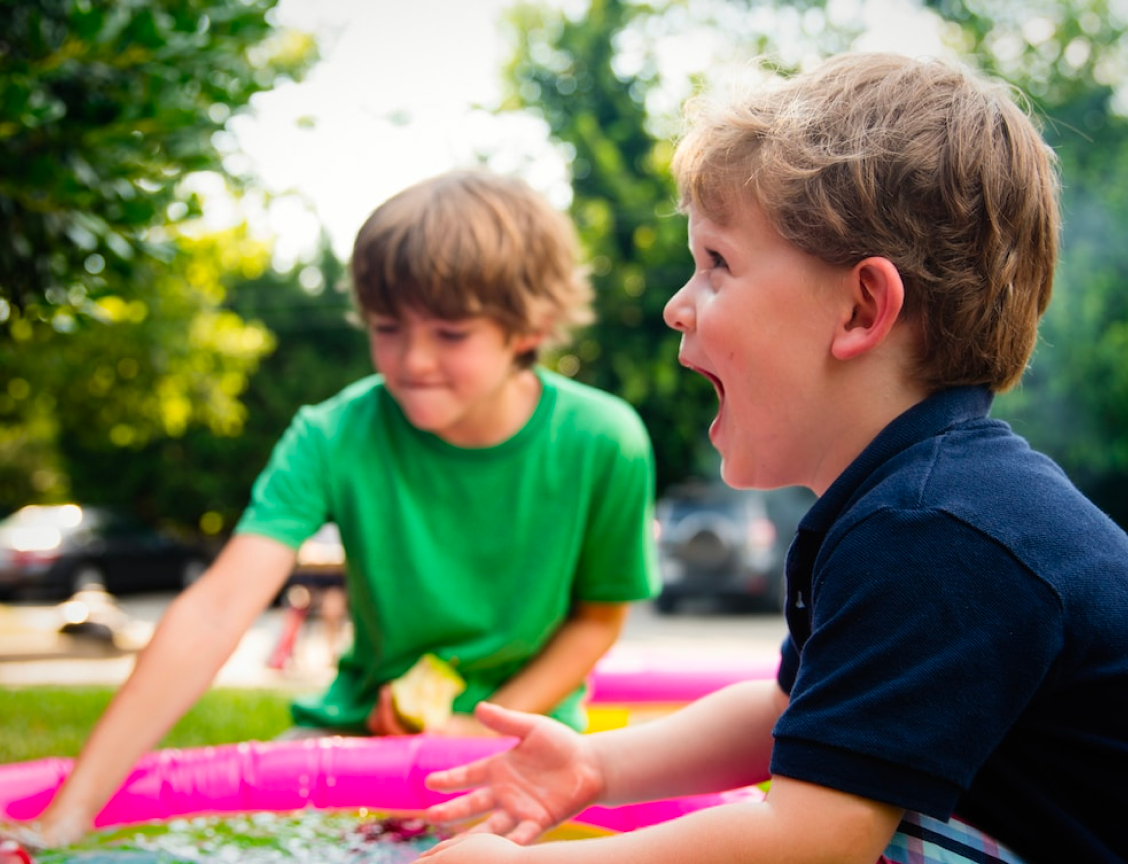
[[235, 368, 659, 732]]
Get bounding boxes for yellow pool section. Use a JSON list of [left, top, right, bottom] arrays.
[[542, 822, 616, 841], [585, 702, 685, 732]]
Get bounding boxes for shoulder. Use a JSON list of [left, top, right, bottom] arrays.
[[291, 374, 388, 431], [828, 419, 1128, 603], [539, 369, 651, 449]]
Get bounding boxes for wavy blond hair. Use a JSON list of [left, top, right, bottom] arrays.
[[674, 53, 1060, 393]]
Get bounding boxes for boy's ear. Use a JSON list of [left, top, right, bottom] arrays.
[[831, 257, 905, 361], [512, 330, 545, 355]]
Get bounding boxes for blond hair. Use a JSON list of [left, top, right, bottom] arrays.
[[351, 170, 593, 366], [673, 53, 1060, 392]]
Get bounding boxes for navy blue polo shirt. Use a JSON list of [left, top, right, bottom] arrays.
[[773, 386, 1128, 864]]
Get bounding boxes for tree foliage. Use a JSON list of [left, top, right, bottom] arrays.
[[59, 243, 370, 532], [0, 0, 318, 520], [0, 0, 315, 328], [932, 0, 1128, 524], [501, 0, 714, 491]]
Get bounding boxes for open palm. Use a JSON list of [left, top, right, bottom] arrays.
[[424, 703, 604, 844]]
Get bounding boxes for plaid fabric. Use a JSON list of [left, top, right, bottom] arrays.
[[880, 812, 1028, 864]]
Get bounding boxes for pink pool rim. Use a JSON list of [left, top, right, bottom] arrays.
[[0, 736, 765, 834], [0, 647, 778, 833]]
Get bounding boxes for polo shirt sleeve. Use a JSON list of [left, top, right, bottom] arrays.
[[770, 507, 1063, 817], [234, 405, 332, 550]]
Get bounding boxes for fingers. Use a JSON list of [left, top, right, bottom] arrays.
[[506, 819, 546, 846], [366, 686, 410, 736], [468, 810, 516, 837], [425, 755, 495, 794], [472, 702, 539, 739], [415, 832, 469, 861], [425, 786, 496, 824], [463, 814, 543, 846]]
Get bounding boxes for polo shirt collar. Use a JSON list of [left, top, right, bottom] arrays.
[[801, 385, 994, 535]]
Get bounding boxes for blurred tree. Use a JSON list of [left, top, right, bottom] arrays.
[[59, 238, 370, 532], [498, 0, 852, 491], [0, 0, 315, 327], [196, 238, 370, 534], [500, 0, 704, 493], [0, 0, 318, 521], [929, 0, 1128, 526]]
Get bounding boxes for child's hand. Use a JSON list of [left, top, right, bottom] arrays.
[[365, 685, 412, 736], [423, 702, 603, 845], [415, 829, 526, 862], [7, 809, 87, 851], [432, 712, 499, 738]]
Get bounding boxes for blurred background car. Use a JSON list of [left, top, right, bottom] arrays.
[[0, 504, 213, 601], [653, 481, 815, 615]]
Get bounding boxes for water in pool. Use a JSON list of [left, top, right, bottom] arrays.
[[32, 810, 606, 864], [34, 811, 447, 864]]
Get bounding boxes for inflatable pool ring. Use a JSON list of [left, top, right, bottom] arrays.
[[585, 646, 780, 730], [0, 736, 764, 837]]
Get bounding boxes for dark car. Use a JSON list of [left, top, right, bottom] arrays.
[[0, 504, 213, 600], [653, 481, 815, 614]]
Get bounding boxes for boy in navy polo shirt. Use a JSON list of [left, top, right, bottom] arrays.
[[418, 53, 1128, 864]]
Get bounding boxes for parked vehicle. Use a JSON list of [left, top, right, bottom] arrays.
[[653, 482, 815, 614], [0, 504, 213, 600]]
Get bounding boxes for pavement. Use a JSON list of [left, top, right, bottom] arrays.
[[0, 591, 787, 691], [0, 593, 336, 691]]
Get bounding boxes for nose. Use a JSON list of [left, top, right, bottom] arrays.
[[663, 277, 696, 333], [400, 330, 436, 375]]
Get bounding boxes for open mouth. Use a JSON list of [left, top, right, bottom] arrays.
[[681, 359, 724, 403]]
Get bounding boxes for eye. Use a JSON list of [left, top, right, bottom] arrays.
[[437, 326, 470, 342], [370, 319, 400, 336], [707, 248, 728, 270]]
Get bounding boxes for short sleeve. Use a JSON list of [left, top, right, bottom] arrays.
[[234, 405, 332, 549], [771, 507, 1063, 816]]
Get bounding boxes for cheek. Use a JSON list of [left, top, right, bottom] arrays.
[[369, 339, 392, 372]]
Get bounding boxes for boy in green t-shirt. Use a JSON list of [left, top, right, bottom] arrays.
[[34, 169, 660, 845]]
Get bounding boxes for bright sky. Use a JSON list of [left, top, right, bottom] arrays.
[[227, 0, 948, 269], [228, 0, 573, 267]]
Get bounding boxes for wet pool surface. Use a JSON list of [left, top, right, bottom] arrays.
[[34, 810, 608, 864], [36, 811, 447, 864]]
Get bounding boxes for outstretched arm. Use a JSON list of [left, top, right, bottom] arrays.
[[422, 681, 902, 863], [425, 679, 786, 841], [420, 781, 902, 864], [35, 534, 296, 845]]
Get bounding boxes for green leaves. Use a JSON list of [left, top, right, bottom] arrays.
[[0, 0, 317, 518], [0, 0, 317, 326]]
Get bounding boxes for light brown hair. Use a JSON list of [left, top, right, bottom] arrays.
[[351, 169, 593, 367], [673, 53, 1061, 392]]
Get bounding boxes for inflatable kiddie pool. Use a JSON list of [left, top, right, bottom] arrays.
[[0, 647, 778, 853], [0, 736, 765, 846], [585, 645, 780, 731]]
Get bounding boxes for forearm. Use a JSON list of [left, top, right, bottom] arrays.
[[43, 586, 247, 822], [592, 679, 786, 805], [42, 535, 293, 830], [510, 794, 894, 864], [488, 602, 627, 716]]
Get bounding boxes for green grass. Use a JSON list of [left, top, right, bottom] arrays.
[[0, 686, 298, 764]]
